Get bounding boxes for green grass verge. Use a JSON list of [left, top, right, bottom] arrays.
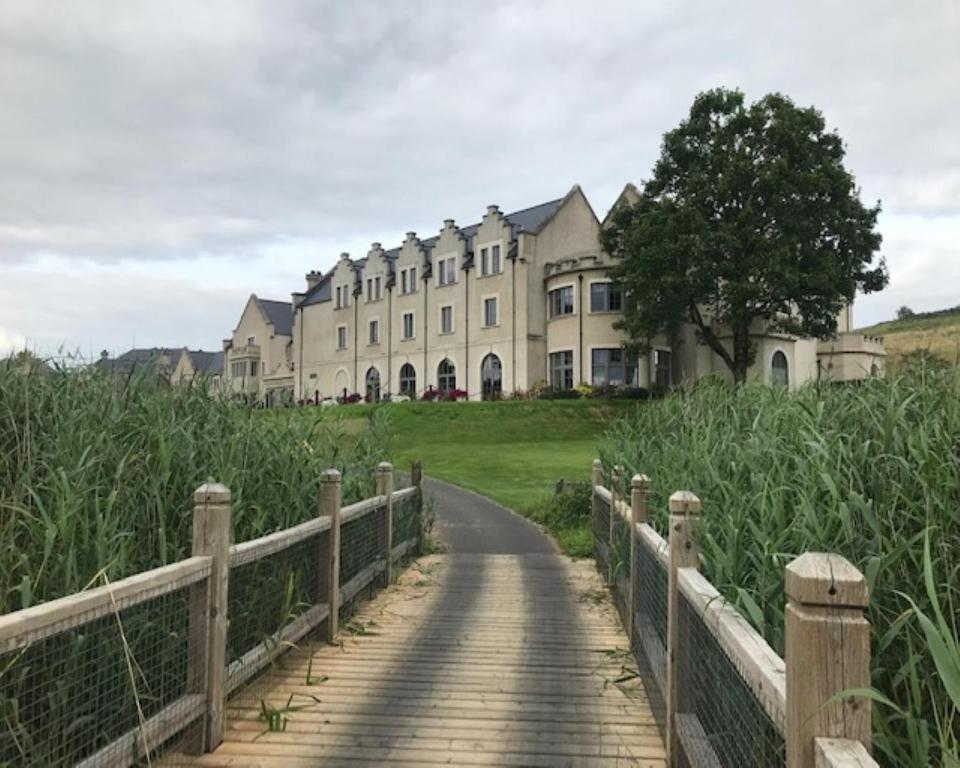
[[301, 399, 636, 553]]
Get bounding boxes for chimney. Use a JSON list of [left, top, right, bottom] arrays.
[[305, 270, 322, 289], [486, 204, 500, 215], [405, 231, 417, 241], [100, 350, 109, 361], [292, 291, 305, 308], [443, 218, 455, 228]]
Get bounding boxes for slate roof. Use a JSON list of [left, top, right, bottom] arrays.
[[299, 196, 565, 308], [95, 347, 178, 376], [256, 298, 293, 336], [188, 350, 224, 376]]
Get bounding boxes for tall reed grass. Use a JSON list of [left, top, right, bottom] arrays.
[[600, 369, 959, 766], [0, 364, 388, 612]]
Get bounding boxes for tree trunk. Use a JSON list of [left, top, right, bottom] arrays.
[[732, 324, 750, 384]]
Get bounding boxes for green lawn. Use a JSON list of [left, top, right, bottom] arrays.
[[308, 399, 635, 512]]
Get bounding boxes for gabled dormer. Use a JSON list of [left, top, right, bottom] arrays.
[[432, 219, 469, 287], [396, 232, 426, 296]]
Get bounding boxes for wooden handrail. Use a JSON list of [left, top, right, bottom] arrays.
[[229, 515, 332, 568], [0, 555, 212, 653]]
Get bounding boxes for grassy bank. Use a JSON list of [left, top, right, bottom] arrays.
[[299, 398, 635, 553], [600, 373, 959, 767], [861, 308, 960, 369]]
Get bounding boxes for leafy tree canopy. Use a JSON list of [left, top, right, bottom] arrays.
[[603, 88, 888, 382]]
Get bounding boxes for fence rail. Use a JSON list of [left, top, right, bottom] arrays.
[[591, 460, 877, 768], [0, 460, 423, 768]]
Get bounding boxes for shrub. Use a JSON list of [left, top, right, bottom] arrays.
[[420, 387, 442, 401], [445, 388, 468, 401], [538, 387, 581, 400]]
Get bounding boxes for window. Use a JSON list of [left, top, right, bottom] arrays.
[[481, 354, 502, 400], [771, 351, 789, 388], [591, 348, 637, 386], [366, 278, 373, 301], [335, 285, 350, 309], [365, 367, 381, 402], [246, 335, 255, 346], [249, 361, 257, 377], [438, 257, 456, 286], [549, 351, 574, 390], [336, 325, 348, 350], [402, 311, 415, 340], [440, 305, 453, 334], [261, 361, 266, 376], [655, 349, 672, 389], [231, 361, 245, 377], [400, 266, 417, 294], [548, 286, 575, 318], [483, 297, 498, 327], [437, 358, 456, 392], [368, 319, 380, 345], [374, 276, 382, 300], [399, 363, 416, 396], [590, 282, 623, 313], [480, 245, 502, 276]]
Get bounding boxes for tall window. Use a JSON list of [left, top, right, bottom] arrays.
[[591, 348, 637, 386], [548, 286, 575, 318], [438, 257, 456, 286], [483, 297, 498, 327], [246, 335, 256, 346], [492, 244, 501, 274], [336, 325, 348, 350], [655, 349, 672, 388], [374, 276, 382, 300], [249, 361, 257, 377], [481, 354, 502, 400], [480, 244, 502, 276], [335, 285, 350, 309], [365, 367, 381, 402], [368, 319, 379, 345], [771, 351, 789, 388], [366, 278, 373, 302], [440, 305, 453, 334], [400, 267, 418, 294], [437, 359, 456, 392], [590, 282, 623, 313], [399, 363, 416, 396], [402, 311, 415, 340], [549, 351, 574, 390]]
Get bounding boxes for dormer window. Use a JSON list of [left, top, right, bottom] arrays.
[[366, 276, 383, 302], [437, 257, 456, 286], [335, 285, 350, 309]]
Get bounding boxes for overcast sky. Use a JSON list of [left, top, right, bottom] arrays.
[[1, 1, 958, 358]]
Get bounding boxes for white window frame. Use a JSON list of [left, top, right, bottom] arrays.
[[548, 283, 577, 319], [439, 304, 454, 335], [402, 310, 416, 340], [478, 240, 504, 276], [482, 294, 499, 328], [374, 275, 382, 300], [548, 349, 575, 390], [436, 255, 457, 287], [336, 324, 348, 351], [368, 318, 380, 346], [246, 335, 256, 346]]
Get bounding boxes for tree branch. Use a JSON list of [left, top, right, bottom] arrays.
[[688, 302, 735, 376]]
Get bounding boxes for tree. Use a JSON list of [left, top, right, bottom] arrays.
[[896, 305, 915, 320], [603, 88, 888, 383]]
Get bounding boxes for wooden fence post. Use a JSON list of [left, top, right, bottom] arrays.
[[376, 462, 394, 586], [785, 553, 871, 768], [666, 490, 701, 767], [628, 474, 650, 644], [608, 465, 624, 586], [319, 468, 342, 642], [411, 460, 423, 554], [189, 482, 231, 752]]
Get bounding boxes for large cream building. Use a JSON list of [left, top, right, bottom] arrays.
[[286, 184, 884, 403]]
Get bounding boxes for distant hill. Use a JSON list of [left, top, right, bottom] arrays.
[[859, 306, 960, 369]]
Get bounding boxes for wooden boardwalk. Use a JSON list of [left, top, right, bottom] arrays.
[[167, 552, 666, 767]]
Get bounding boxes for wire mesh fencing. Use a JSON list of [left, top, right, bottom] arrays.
[[225, 531, 324, 702], [592, 488, 611, 577], [609, 507, 631, 627], [391, 489, 420, 558], [338, 502, 388, 625], [0, 584, 201, 768], [675, 590, 786, 768], [631, 536, 669, 735]]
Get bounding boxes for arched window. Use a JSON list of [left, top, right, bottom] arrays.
[[365, 367, 381, 402], [481, 354, 502, 400], [437, 359, 456, 393], [399, 363, 417, 396], [771, 351, 789, 388]]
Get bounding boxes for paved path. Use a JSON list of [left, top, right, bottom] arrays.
[[173, 479, 665, 767]]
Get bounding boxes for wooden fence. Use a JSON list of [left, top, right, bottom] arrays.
[[0, 460, 424, 768], [591, 459, 877, 768]]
